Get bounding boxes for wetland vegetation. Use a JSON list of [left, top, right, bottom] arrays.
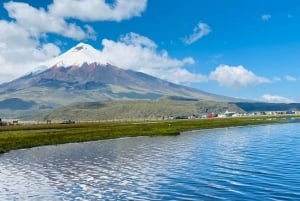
[[0, 115, 298, 154]]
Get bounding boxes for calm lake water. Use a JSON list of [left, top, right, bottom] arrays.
[[1, 123, 300, 200]]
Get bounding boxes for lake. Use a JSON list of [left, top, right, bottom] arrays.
[[1, 123, 300, 200]]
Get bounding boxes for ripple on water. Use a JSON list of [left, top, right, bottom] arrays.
[[1, 123, 300, 200]]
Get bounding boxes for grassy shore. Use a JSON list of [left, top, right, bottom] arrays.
[[0, 115, 297, 154]]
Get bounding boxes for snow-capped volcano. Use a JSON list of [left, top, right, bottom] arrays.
[[41, 43, 104, 68], [0, 42, 242, 118]]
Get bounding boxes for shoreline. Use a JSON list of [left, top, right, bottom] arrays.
[[0, 115, 298, 154]]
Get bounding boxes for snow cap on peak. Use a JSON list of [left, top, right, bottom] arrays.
[[72, 42, 94, 51], [41, 43, 104, 68]]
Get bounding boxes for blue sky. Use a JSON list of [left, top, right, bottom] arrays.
[[0, 0, 300, 103]]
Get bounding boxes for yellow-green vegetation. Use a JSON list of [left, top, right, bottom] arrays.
[[0, 116, 296, 154], [31, 99, 243, 121]]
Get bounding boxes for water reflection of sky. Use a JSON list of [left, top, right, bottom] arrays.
[[1, 123, 300, 200]]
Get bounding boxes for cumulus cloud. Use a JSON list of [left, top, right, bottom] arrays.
[[261, 14, 271, 21], [209, 65, 270, 88], [98, 32, 206, 84], [4, 1, 96, 40], [120, 32, 157, 48], [0, 0, 147, 83], [3, 0, 148, 39], [0, 46, 61, 82], [285, 75, 297, 81], [159, 68, 208, 84], [48, 0, 147, 22], [261, 94, 295, 103], [0, 19, 62, 82], [183, 22, 211, 45]]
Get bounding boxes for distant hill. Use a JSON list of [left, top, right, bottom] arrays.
[[235, 102, 300, 112], [30, 99, 300, 122], [30, 98, 244, 121], [0, 98, 36, 110]]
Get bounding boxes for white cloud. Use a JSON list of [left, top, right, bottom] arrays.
[[209, 65, 270, 88], [0, 0, 147, 83], [261, 14, 271, 21], [4, 1, 95, 40], [120, 32, 157, 48], [3, 0, 147, 39], [145, 68, 207, 84], [98, 32, 206, 84], [0, 20, 62, 82], [48, 0, 147, 22], [38, 43, 61, 58], [261, 94, 295, 103], [183, 22, 211, 45], [285, 75, 297, 81]]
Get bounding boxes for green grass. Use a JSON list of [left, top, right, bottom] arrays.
[[0, 115, 296, 154]]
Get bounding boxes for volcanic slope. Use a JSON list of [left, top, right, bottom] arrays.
[[0, 43, 240, 117]]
